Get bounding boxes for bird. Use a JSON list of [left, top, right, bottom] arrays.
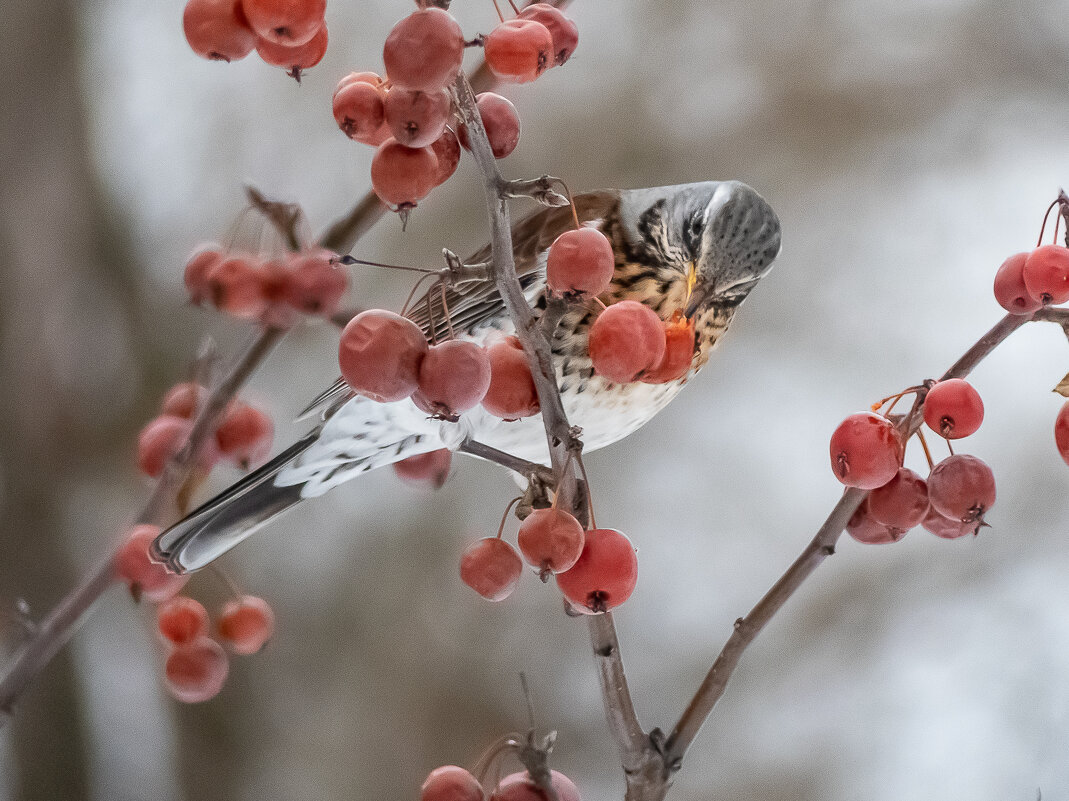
[[152, 180, 782, 573]]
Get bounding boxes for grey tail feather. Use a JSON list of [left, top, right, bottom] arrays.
[[151, 432, 321, 574]]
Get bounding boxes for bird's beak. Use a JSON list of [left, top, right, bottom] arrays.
[[684, 280, 710, 318]]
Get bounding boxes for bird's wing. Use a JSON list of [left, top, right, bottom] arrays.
[[299, 190, 621, 421]]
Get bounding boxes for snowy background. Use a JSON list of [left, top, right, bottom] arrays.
[[2, 1, 1069, 799]]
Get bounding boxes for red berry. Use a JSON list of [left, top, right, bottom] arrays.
[[370, 139, 440, 209], [241, 0, 324, 46], [828, 412, 904, 490], [257, 258, 300, 328], [457, 93, 521, 159], [115, 525, 189, 603], [923, 378, 984, 439], [218, 595, 275, 654], [546, 228, 615, 300], [429, 129, 461, 187], [517, 508, 585, 577], [157, 596, 210, 645], [333, 71, 384, 99], [517, 4, 578, 66], [481, 336, 540, 420], [421, 766, 484, 801], [383, 8, 465, 92], [921, 505, 979, 539], [416, 340, 492, 420], [490, 771, 580, 801], [384, 88, 451, 149], [206, 254, 267, 319], [184, 246, 223, 305], [338, 309, 428, 403], [183, 0, 256, 62], [215, 402, 273, 469], [138, 415, 193, 478], [285, 250, 347, 316], [393, 449, 452, 489], [867, 467, 929, 530], [1055, 401, 1069, 467], [588, 301, 666, 384], [332, 80, 388, 145], [556, 528, 638, 614], [255, 24, 328, 76], [161, 382, 207, 419], [845, 499, 906, 545], [165, 638, 229, 703], [1023, 244, 1069, 305], [483, 19, 553, 84], [927, 454, 995, 524], [993, 252, 1042, 314], [642, 315, 696, 384], [460, 538, 523, 601]]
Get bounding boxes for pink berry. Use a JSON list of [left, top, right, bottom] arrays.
[[484, 19, 553, 84], [517, 4, 578, 66], [184, 246, 223, 305], [255, 24, 328, 77], [546, 228, 615, 300], [845, 499, 906, 545], [165, 637, 229, 703], [481, 336, 540, 420], [924, 378, 984, 439], [517, 508, 585, 578], [285, 250, 347, 316], [993, 252, 1042, 314], [556, 528, 638, 614], [206, 253, 267, 319], [215, 402, 273, 469], [183, 0, 256, 62], [421, 766, 484, 801], [429, 129, 462, 187], [338, 309, 428, 403], [332, 79, 389, 145], [137, 415, 193, 478], [1055, 401, 1069, 467], [1023, 244, 1069, 305], [160, 382, 207, 419], [383, 8, 465, 92], [460, 538, 523, 601], [370, 139, 440, 210], [921, 505, 979, 539], [588, 301, 666, 384], [157, 596, 210, 645], [416, 340, 492, 420], [867, 467, 929, 530], [927, 454, 996, 524], [241, 0, 324, 46], [393, 449, 452, 489], [642, 315, 696, 384], [828, 412, 903, 490], [490, 771, 580, 801], [457, 93, 521, 159], [384, 87, 452, 149], [217, 595, 275, 654], [115, 525, 189, 603], [333, 71, 384, 99]]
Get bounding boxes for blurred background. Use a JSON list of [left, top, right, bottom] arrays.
[[3, 0, 1069, 799]]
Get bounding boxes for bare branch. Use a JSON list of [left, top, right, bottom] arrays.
[[459, 439, 554, 484], [502, 176, 570, 207]]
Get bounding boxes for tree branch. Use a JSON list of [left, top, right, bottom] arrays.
[[662, 311, 1033, 765], [459, 439, 555, 484]]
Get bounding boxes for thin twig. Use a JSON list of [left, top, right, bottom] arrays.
[[459, 439, 555, 484], [662, 311, 1033, 766]]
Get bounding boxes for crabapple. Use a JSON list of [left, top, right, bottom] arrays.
[[338, 309, 428, 402], [460, 538, 523, 601], [490, 771, 580, 801], [588, 301, 666, 383], [993, 252, 1042, 314], [517, 4, 579, 66], [921, 506, 979, 539], [845, 499, 906, 545], [157, 596, 210, 645], [255, 24, 328, 78], [545, 228, 615, 300], [556, 528, 638, 614], [517, 508, 585, 578], [927, 454, 995, 524], [393, 449, 452, 489], [481, 336, 540, 420], [241, 0, 324, 46], [457, 93, 521, 159], [866, 467, 929, 530], [215, 402, 273, 469], [137, 415, 194, 478], [383, 8, 465, 92], [184, 246, 223, 305], [421, 766, 484, 801], [643, 315, 696, 384], [115, 525, 189, 603], [205, 253, 267, 319], [1023, 244, 1069, 305], [416, 340, 492, 420], [370, 139, 440, 209], [218, 595, 275, 654], [1056, 401, 1069, 467], [483, 19, 553, 84], [333, 80, 388, 145], [183, 0, 256, 62], [160, 382, 207, 419], [828, 412, 903, 490], [285, 250, 347, 316], [923, 378, 984, 439], [429, 129, 461, 186], [384, 87, 452, 149], [165, 637, 229, 703]]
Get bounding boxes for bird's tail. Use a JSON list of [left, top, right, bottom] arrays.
[[151, 433, 320, 574]]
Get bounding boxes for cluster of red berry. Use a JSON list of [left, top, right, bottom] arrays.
[[421, 764, 579, 801], [183, 0, 328, 79], [461, 506, 638, 615], [830, 377, 995, 543], [332, 4, 577, 213], [185, 245, 348, 326], [115, 525, 274, 702], [138, 381, 274, 477]]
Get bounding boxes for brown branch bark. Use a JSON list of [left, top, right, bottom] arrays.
[[662, 311, 1033, 767]]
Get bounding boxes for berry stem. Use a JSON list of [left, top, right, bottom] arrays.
[[210, 565, 245, 601], [496, 497, 523, 539], [916, 428, 936, 471], [490, 0, 505, 23]]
